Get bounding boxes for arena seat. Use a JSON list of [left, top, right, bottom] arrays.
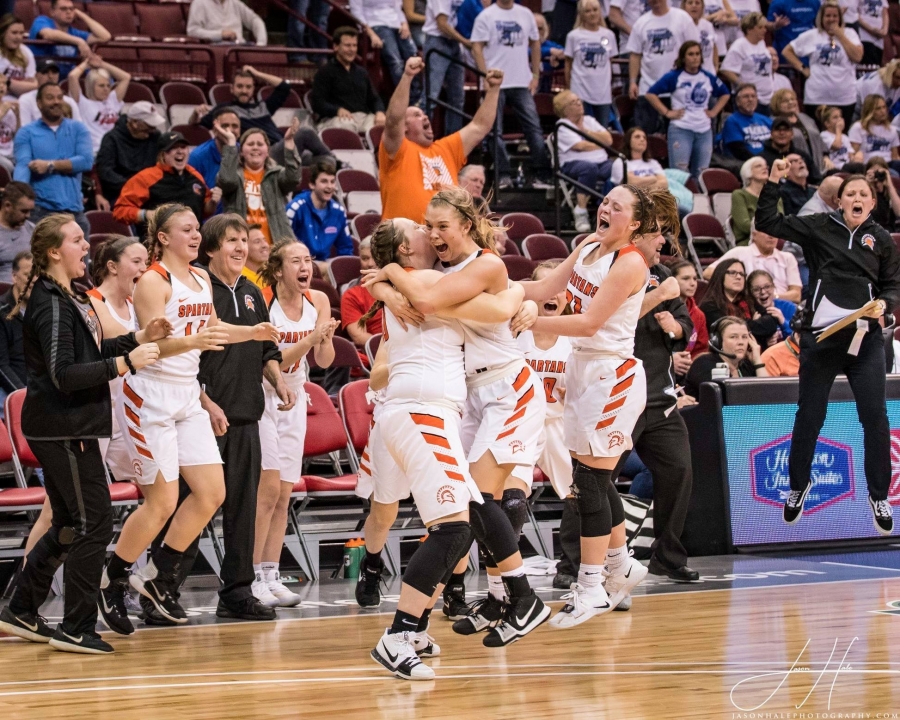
[[501, 255, 538, 281], [135, 2, 187, 40], [351, 213, 382, 241], [683, 213, 729, 272], [328, 255, 361, 290], [321, 127, 366, 151], [338, 379, 373, 473], [336, 168, 378, 196], [87, 211, 132, 236], [699, 168, 741, 197], [87, 2, 141, 39], [501, 236, 521, 255], [122, 81, 156, 105], [345, 192, 382, 215], [365, 125, 383, 153], [892, 233, 900, 252], [501, 212, 544, 243], [208, 83, 233, 106], [160, 81, 206, 126], [522, 233, 569, 261], [5, 390, 40, 488], [364, 333, 381, 367], [571, 232, 590, 250], [170, 124, 212, 148], [310, 277, 340, 309], [308, 336, 366, 379]]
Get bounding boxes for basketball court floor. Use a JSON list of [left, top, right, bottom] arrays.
[[2, 548, 900, 719]]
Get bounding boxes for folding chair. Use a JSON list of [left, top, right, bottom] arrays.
[[699, 168, 741, 197], [351, 213, 382, 241], [0, 416, 45, 579], [345, 191, 383, 215], [327, 255, 361, 290], [364, 333, 382, 367], [683, 213, 729, 272], [501, 255, 538, 281]]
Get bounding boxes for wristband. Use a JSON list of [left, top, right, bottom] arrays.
[[123, 352, 136, 375], [753, 363, 765, 369]]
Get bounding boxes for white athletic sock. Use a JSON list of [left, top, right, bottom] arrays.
[[262, 562, 278, 581], [574, 206, 589, 217], [579, 563, 605, 590], [487, 574, 507, 601], [253, 563, 263, 580], [500, 566, 525, 578], [606, 545, 628, 575]]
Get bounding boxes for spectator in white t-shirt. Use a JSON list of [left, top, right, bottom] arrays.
[[849, 94, 900, 169], [720, 13, 775, 110], [66, 54, 130, 156], [564, 0, 618, 127], [626, 0, 701, 134], [16, 60, 81, 127], [609, 127, 668, 188], [782, 1, 863, 128], [855, 61, 900, 122], [423, 0, 468, 137], [552, 89, 614, 232], [857, 0, 888, 66], [350, 0, 420, 98], [0, 74, 19, 174], [700, 0, 738, 50], [472, 0, 552, 188], [818, 104, 854, 169], [768, 47, 793, 95], [0, 15, 36, 97], [683, 0, 725, 74], [608, 0, 657, 51]]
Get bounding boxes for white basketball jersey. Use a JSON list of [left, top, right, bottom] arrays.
[[566, 243, 648, 357], [382, 303, 467, 412], [138, 262, 213, 383], [269, 292, 318, 386], [442, 249, 523, 376], [517, 330, 572, 419]]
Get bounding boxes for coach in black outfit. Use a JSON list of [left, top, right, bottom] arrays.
[[756, 162, 900, 535]]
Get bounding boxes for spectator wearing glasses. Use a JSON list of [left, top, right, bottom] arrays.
[[747, 268, 796, 340], [684, 316, 768, 398], [28, 0, 111, 79], [699, 258, 781, 345]]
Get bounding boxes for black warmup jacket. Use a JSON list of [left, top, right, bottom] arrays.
[[634, 264, 693, 411], [0, 288, 26, 392], [755, 180, 900, 329], [196, 270, 281, 425], [22, 278, 138, 439]]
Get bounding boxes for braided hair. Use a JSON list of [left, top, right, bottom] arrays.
[[357, 219, 410, 327], [6, 213, 78, 319], [145, 203, 192, 264]]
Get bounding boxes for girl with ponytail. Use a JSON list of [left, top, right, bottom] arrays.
[[0, 214, 169, 655]]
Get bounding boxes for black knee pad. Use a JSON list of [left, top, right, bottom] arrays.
[[467, 494, 492, 542], [501, 488, 528, 538], [572, 462, 612, 537], [479, 541, 497, 568], [607, 479, 625, 527], [440, 524, 474, 585], [404, 521, 472, 596], [468, 492, 520, 564]]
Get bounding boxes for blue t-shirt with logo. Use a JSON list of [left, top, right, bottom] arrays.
[[721, 112, 773, 157], [767, 0, 820, 59], [29, 16, 91, 78]]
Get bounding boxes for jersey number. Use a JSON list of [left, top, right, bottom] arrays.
[[566, 289, 583, 315], [543, 378, 558, 404], [184, 319, 207, 336]]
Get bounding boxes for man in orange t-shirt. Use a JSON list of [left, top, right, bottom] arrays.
[[379, 57, 504, 222], [243, 167, 270, 242]]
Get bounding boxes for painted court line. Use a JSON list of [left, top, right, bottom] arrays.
[[820, 561, 900, 573]]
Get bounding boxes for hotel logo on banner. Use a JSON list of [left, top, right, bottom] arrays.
[[749, 435, 855, 513], [888, 430, 900, 503]]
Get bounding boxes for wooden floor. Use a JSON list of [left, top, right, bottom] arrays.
[[2, 572, 900, 720]]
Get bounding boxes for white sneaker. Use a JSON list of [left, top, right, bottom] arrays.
[[371, 629, 436, 680], [412, 628, 441, 657], [548, 582, 613, 629], [573, 209, 591, 233], [251, 572, 280, 608], [614, 593, 632, 611], [267, 571, 302, 607], [604, 556, 648, 609]]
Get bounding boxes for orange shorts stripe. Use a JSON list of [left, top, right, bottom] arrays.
[[123, 381, 143, 409], [136, 445, 154, 459], [611, 373, 636, 396], [359, 462, 371, 476], [410, 413, 444, 429], [512, 366, 529, 392], [504, 407, 527, 426], [421, 432, 451, 449], [514, 386, 535, 411], [361, 451, 370, 462], [595, 417, 616, 430], [127, 427, 147, 444], [496, 427, 516, 440], [434, 452, 458, 466], [445, 471, 466, 482], [125, 406, 140, 426], [602, 396, 627, 414], [616, 358, 637, 379]]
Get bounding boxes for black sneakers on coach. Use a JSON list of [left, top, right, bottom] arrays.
[[869, 496, 894, 536], [130, 568, 188, 625], [98, 574, 135, 635], [483, 591, 551, 648], [48, 626, 114, 655], [553, 572, 577, 590], [441, 584, 468, 621], [783, 482, 812, 525], [355, 558, 384, 608], [0, 605, 54, 643], [216, 597, 277, 621], [451, 595, 504, 635]]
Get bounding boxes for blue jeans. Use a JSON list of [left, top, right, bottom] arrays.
[[288, 0, 331, 50], [582, 101, 613, 129], [668, 125, 713, 180], [374, 26, 421, 102], [423, 35, 466, 136], [496, 87, 551, 179], [622, 450, 654, 500], [561, 159, 613, 195]]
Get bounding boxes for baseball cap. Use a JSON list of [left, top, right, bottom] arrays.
[[771, 116, 794, 131], [36, 60, 60, 74], [158, 131, 189, 152], [127, 101, 166, 129]]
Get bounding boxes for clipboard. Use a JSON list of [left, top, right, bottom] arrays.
[[815, 299, 881, 342]]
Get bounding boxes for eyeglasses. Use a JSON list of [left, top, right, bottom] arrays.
[[724, 270, 746, 279], [751, 283, 775, 294]]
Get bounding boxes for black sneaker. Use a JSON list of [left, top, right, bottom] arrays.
[[441, 584, 468, 621], [553, 572, 577, 590], [451, 595, 504, 636], [869, 496, 894, 536], [483, 591, 551, 648], [215, 597, 277, 621], [129, 564, 187, 625], [355, 558, 384, 608], [138, 595, 176, 627], [0, 605, 53, 643], [98, 572, 135, 636], [48, 626, 114, 655], [783, 482, 812, 524]]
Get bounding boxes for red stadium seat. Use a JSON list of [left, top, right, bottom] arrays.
[[522, 233, 569, 261], [501, 237, 521, 255], [122, 82, 156, 105], [5, 390, 40, 489], [310, 277, 340, 309], [0, 165, 9, 189], [87, 2, 140, 39], [208, 83, 233, 106], [135, 2, 187, 40], [501, 212, 544, 242], [328, 255, 361, 289], [351, 213, 382, 241], [501, 255, 538, 281], [307, 336, 365, 376], [695, 279, 709, 304], [338, 379, 374, 470], [336, 168, 378, 196], [892, 233, 900, 252], [647, 134, 668, 164], [571, 232, 591, 250], [683, 214, 729, 271], [321, 127, 366, 150], [160, 81, 205, 107], [87, 210, 131, 236], [170, 124, 212, 147], [699, 168, 741, 197], [366, 125, 384, 153], [258, 85, 303, 108]]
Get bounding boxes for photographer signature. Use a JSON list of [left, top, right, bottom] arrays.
[[730, 637, 858, 711]]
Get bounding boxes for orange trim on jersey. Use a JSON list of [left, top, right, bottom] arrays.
[[147, 263, 170, 283], [595, 417, 616, 430], [122, 380, 143, 409], [496, 427, 516, 440], [361, 450, 370, 462], [611, 373, 636, 396], [617, 244, 650, 268], [504, 407, 527, 426], [128, 427, 147, 444], [136, 445, 154, 459], [514, 386, 535, 411], [303, 290, 313, 303], [602, 396, 627, 414], [124, 405, 140, 426], [512, 366, 529, 392], [263, 285, 275, 306], [411, 413, 444, 429], [616, 358, 637, 378], [445, 470, 465, 482], [421, 432, 451, 449], [434, 452, 458, 467], [86, 288, 104, 301], [359, 462, 371, 476]]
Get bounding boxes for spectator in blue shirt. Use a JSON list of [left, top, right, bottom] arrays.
[[29, 0, 111, 78], [14, 83, 92, 235], [285, 160, 353, 276], [720, 83, 773, 160], [767, 0, 820, 61], [189, 107, 241, 192]]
